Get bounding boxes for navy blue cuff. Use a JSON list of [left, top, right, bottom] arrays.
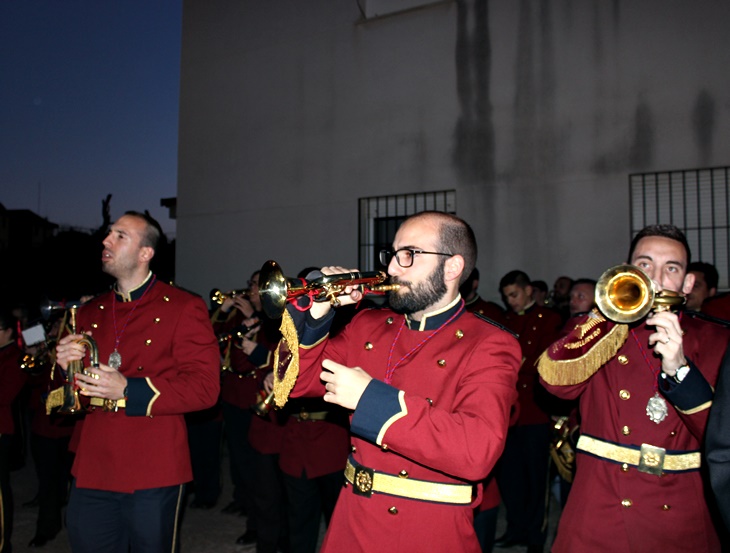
[[351, 379, 403, 443], [300, 309, 335, 347], [284, 303, 335, 347], [124, 378, 156, 416], [248, 343, 268, 367], [660, 360, 713, 411]]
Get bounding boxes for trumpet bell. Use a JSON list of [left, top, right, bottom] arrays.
[[259, 260, 290, 319], [40, 298, 84, 321], [595, 264, 685, 324]]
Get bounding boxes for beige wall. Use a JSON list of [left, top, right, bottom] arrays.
[[176, 0, 730, 303]]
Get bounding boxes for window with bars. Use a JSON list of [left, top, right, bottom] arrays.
[[629, 166, 730, 288], [358, 190, 456, 271]]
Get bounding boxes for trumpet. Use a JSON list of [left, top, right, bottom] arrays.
[[258, 260, 400, 319], [217, 323, 258, 344], [40, 298, 85, 321], [252, 389, 276, 417], [211, 288, 249, 306], [45, 306, 100, 415], [595, 264, 686, 324], [20, 339, 56, 375]]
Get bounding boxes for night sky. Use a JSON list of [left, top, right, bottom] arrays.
[[1, 1, 182, 236]]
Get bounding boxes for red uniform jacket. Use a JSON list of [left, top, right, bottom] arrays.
[[68, 278, 219, 493], [464, 296, 510, 511], [464, 295, 505, 324], [539, 313, 729, 552], [0, 342, 27, 434], [502, 303, 562, 425], [290, 297, 521, 553]]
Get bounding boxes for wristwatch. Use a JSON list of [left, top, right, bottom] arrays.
[[673, 363, 690, 384]]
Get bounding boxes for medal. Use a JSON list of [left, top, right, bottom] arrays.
[[646, 393, 668, 424], [110, 274, 156, 372], [108, 350, 122, 369]]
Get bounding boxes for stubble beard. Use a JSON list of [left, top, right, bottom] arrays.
[[389, 261, 448, 315]]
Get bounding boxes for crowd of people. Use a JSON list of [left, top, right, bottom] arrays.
[[1, 210, 730, 553]]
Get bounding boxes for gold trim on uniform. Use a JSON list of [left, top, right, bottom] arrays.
[[344, 458, 473, 504], [377, 390, 407, 445], [145, 377, 161, 417], [537, 312, 629, 386], [576, 435, 701, 475]]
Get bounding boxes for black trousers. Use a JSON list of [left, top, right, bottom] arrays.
[[252, 452, 287, 553], [30, 433, 72, 539], [222, 401, 256, 520], [187, 418, 222, 505], [66, 480, 184, 553], [495, 423, 550, 547], [0, 434, 14, 553], [283, 469, 342, 553]]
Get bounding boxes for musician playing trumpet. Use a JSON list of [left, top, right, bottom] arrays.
[[538, 224, 730, 553], [276, 212, 521, 553], [211, 270, 283, 548]]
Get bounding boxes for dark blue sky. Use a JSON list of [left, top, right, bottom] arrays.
[[1, 1, 182, 236]]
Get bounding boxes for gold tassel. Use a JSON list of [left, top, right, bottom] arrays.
[[537, 323, 629, 386], [272, 310, 300, 408], [45, 388, 65, 415], [45, 310, 71, 415]]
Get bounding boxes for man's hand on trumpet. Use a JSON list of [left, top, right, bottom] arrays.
[[239, 317, 261, 355], [320, 358, 372, 410], [221, 294, 255, 318], [308, 266, 364, 320], [647, 310, 687, 378], [55, 333, 90, 371], [76, 363, 128, 400], [56, 333, 128, 400]]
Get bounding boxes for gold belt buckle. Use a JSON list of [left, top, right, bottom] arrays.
[[638, 443, 666, 476], [103, 399, 118, 413], [353, 466, 374, 497]]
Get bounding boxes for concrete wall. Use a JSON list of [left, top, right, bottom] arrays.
[[176, 0, 730, 303]]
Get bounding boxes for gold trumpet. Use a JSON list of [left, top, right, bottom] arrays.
[[20, 339, 56, 375], [211, 288, 249, 306], [217, 323, 257, 344], [258, 260, 400, 319], [252, 389, 276, 417], [45, 306, 100, 415], [595, 264, 686, 324]]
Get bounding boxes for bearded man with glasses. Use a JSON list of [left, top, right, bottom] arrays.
[[280, 211, 521, 553]]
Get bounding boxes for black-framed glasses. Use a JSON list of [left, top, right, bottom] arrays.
[[379, 248, 453, 268]]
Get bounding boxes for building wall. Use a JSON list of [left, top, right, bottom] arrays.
[[176, 0, 730, 303]]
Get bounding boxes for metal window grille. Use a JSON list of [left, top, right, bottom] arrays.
[[358, 190, 457, 271], [629, 166, 730, 288]]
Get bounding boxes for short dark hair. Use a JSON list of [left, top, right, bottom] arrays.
[[531, 280, 548, 293], [123, 211, 162, 251], [500, 270, 531, 291], [627, 224, 691, 267], [688, 261, 719, 290], [571, 278, 597, 290], [0, 310, 18, 340], [407, 211, 477, 285]]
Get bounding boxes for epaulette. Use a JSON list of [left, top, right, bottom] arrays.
[[163, 281, 205, 299], [537, 309, 629, 386], [473, 312, 518, 339]]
